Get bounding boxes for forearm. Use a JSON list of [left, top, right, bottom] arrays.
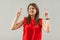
[[43, 9, 50, 32], [10, 16, 19, 30], [10, 8, 22, 30], [45, 20, 50, 32]]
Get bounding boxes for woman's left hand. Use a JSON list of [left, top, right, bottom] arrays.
[[44, 9, 49, 18]]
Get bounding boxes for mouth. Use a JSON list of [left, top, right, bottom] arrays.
[[30, 11, 34, 13]]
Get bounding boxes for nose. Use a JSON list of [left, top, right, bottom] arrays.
[[30, 8, 34, 11], [30, 8, 33, 11]]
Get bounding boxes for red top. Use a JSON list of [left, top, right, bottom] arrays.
[[22, 17, 43, 40]]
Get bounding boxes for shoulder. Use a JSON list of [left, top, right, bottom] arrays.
[[20, 16, 27, 22], [24, 16, 28, 20], [23, 16, 28, 25], [24, 16, 27, 19], [39, 18, 43, 21], [23, 16, 28, 22], [39, 18, 43, 23], [39, 18, 45, 24]]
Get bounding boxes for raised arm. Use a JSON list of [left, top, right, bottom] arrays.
[[42, 9, 50, 32], [10, 8, 24, 30]]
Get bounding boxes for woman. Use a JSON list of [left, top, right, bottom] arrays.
[[10, 3, 50, 40]]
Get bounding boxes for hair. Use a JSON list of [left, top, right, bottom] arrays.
[[26, 3, 40, 25]]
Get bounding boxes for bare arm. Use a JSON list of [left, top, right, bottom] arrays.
[[42, 9, 50, 32], [10, 8, 23, 30], [42, 19, 50, 32], [10, 16, 24, 30]]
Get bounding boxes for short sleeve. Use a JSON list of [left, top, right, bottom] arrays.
[[23, 17, 27, 27], [39, 18, 43, 28]]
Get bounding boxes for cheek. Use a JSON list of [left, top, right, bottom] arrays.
[[28, 9, 30, 13], [29, 10, 31, 13], [34, 10, 37, 14], [27, 10, 31, 15], [28, 11, 30, 14]]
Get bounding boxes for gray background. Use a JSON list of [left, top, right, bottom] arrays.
[[0, 0, 60, 40]]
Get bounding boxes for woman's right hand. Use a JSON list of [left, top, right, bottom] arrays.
[[16, 8, 22, 18]]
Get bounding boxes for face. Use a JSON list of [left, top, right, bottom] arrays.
[[28, 5, 37, 16]]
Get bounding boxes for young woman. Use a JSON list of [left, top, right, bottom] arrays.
[[10, 3, 50, 40]]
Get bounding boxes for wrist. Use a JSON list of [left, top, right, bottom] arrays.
[[16, 16, 19, 19], [45, 18, 50, 20]]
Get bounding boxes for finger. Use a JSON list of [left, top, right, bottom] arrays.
[[44, 8, 46, 11], [18, 8, 22, 10], [45, 13, 48, 15], [19, 8, 22, 11], [17, 8, 22, 12], [44, 9, 48, 13]]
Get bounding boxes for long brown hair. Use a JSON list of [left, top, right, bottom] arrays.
[[26, 3, 40, 25]]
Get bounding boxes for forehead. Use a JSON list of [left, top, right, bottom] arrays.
[[29, 5, 35, 8]]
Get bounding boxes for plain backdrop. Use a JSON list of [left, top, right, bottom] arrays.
[[0, 0, 60, 40]]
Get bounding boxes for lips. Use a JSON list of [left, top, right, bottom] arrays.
[[30, 11, 34, 13]]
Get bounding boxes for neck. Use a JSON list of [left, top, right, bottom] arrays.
[[31, 15, 35, 19]]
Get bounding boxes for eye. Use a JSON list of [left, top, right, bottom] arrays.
[[29, 8, 31, 10], [32, 8, 34, 10]]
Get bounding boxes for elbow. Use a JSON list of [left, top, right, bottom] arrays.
[[11, 27, 17, 30], [10, 27, 17, 30], [46, 30, 50, 33], [46, 29, 50, 33], [46, 26, 50, 33], [11, 28, 16, 30]]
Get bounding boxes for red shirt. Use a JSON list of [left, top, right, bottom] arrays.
[[22, 17, 43, 40]]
